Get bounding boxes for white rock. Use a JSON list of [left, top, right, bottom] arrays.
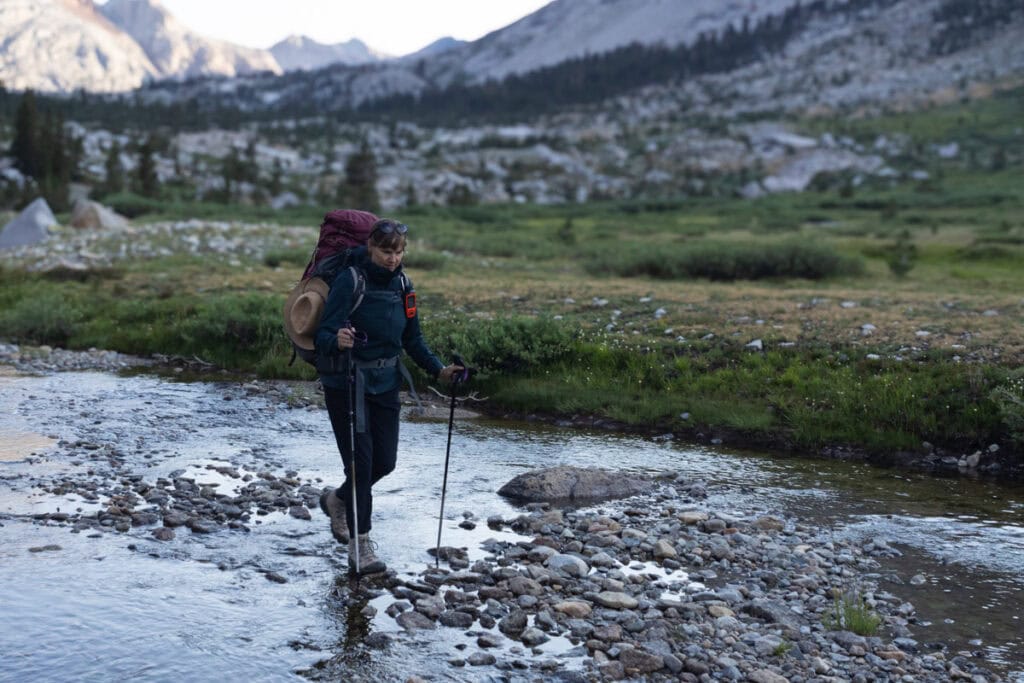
[[0, 198, 57, 249], [70, 200, 128, 230]]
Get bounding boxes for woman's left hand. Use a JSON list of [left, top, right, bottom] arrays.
[[438, 364, 465, 384]]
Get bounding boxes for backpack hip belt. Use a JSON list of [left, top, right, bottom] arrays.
[[354, 357, 399, 371]]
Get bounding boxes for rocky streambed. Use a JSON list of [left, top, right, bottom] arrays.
[[1, 347, 1021, 682], [367, 491, 1004, 682]]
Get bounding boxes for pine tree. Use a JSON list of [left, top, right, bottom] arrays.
[[340, 139, 380, 212], [36, 111, 70, 210], [243, 139, 260, 184], [10, 90, 40, 178], [403, 181, 418, 208], [268, 158, 284, 196], [135, 136, 159, 198], [221, 147, 241, 202], [102, 141, 125, 196]]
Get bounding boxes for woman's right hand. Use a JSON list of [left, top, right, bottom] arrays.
[[337, 327, 356, 350]]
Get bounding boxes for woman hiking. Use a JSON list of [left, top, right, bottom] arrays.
[[315, 218, 462, 574]]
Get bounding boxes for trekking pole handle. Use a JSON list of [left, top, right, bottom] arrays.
[[450, 354, 475, 385], [342, 321, 368, 347]]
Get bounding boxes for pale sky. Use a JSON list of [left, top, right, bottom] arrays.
[[109, 0, 554, 56]]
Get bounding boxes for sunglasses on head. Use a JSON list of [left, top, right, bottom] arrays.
[[372, 220, 409, 236]]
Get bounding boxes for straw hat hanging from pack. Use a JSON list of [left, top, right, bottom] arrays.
[[283, 277, 330, 352]]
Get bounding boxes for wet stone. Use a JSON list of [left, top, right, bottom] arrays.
[[499, 609, 528, 636], [508, 576, 543, 596], [28, 544, 62, 553], [131, 511, 160, 527], [546, 553, 589, 577], [466, 652, 496, 666], [619, 648, 664, 674], [414, 594, 445, 620], [385, 601, 411, 618], [520, 627, 550, 647], [554, 600, 592, 618], [162, 511, 189, 528], [439, 610, 475, 628], [396, 610, 436, 631], [477, 632, 503, 648], [593, 591, 638, 610], [187, 519, 218, 534], [593, 624, 623, 642]]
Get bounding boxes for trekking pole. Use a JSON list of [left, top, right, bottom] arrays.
[[435, 355, 470, 567], [347, 344, 361, 576]]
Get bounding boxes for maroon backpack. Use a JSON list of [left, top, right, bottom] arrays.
[[284, 209, 413, 368], [302, 209, 378, 279]]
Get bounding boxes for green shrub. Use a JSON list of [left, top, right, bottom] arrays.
[[0, 290, 83, 346], [824, 593, 882, 636], [403, 250, 449, 271], [171, 294, 281, 367], [100, 191, 165, 218], [887, 229, 917, 278], [425, 315, 577, 378], [991, 369, 1024, 447], [585, 240, 863, 281], [263, 247, 310, 269]]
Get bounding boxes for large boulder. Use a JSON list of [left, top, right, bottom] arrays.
[[70, 199, 128, 230], [497, 466, 650, 503], [0, 198, 56, 249]]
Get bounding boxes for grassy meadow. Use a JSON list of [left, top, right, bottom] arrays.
[[2, 97, 1023, 463]]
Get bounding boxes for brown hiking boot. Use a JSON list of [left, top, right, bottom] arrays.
[[348, 533, 386, 574], [318, 487, 349, 543]]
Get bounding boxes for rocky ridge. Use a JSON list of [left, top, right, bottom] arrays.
[[0, 0, 280, 93], [0, 0, 157, 93], [425, 0, 802, 85], [138, 0, 1024, 116], [269, 35, 387, 72], [98, 0, 280, 80]]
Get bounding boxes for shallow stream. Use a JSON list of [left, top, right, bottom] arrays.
[[1, 370, 1021, 681]]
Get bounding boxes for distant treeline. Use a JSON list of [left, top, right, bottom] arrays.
[[930, 0, 1023, 55], [1, 0, 1017, 134], [358, 0, 901, 125]]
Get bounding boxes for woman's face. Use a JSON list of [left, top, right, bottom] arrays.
[[368, 243, 405, 271]]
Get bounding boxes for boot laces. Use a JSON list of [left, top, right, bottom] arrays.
[[359, 535, 379, 559]]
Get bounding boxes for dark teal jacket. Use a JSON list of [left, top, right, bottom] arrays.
[[315, 247, 443, 392]]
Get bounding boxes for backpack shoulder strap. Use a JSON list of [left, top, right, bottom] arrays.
[[348, 265, 366, 316]]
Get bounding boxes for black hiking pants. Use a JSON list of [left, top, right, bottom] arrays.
[[323, 385, 400, 537]]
